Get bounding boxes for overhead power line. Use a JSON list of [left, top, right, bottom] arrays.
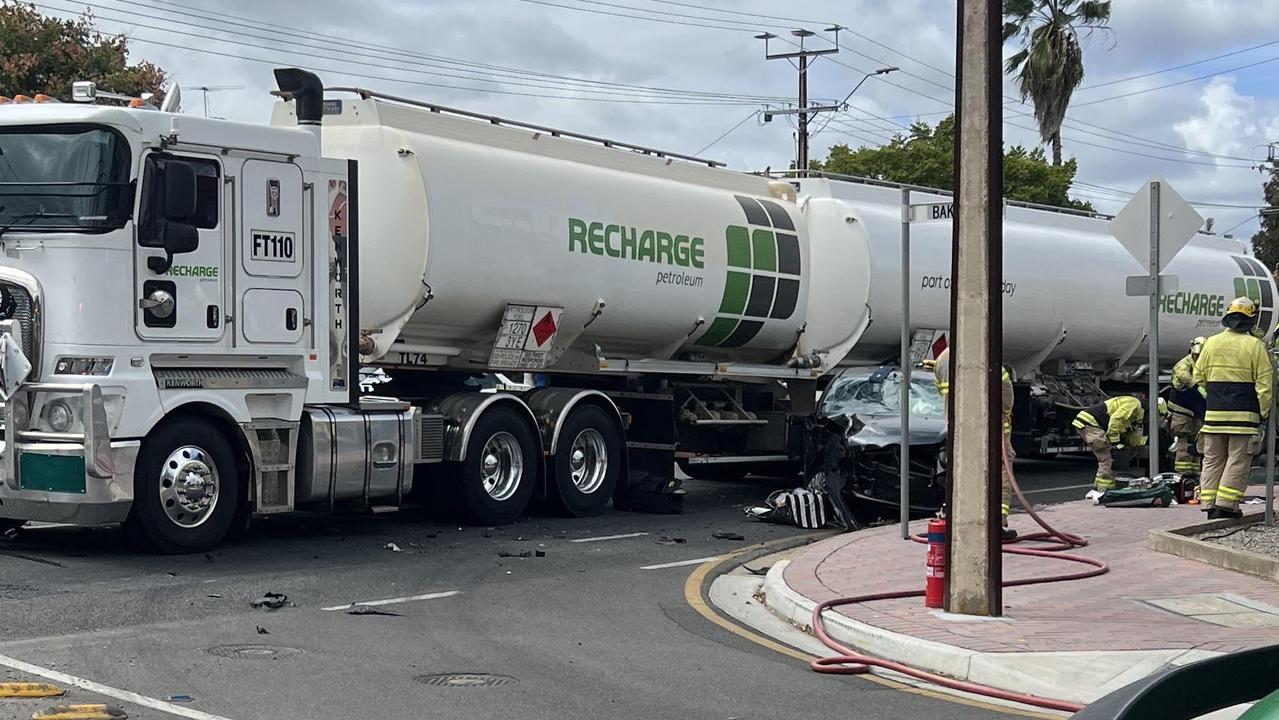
[[1076, 38, 1279, 91], [91, 0, 800, 104], [1071, 54, 1279, 107], [693, 109, 760, 155], [36, 0, 787, 105]]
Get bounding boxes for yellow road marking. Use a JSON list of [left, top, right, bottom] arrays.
[[0, 682, 63, 698], [31, 704, 127, 720], [682, 541, 1061, 719]]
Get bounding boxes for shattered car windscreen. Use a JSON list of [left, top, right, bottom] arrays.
[[822, 375, 944, 417]]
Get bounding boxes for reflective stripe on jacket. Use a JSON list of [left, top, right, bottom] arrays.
[[1073, 396, 1144, 445], [1193, 329, 1272, 435], [932, 348, 1013, 432]]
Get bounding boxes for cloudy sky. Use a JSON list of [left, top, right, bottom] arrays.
[[37, 0, 1279, 238]]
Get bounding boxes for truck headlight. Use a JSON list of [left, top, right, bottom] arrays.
[[43, 399, 75, 433]]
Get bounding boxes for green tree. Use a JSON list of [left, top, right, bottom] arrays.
[[1251, 166, 1279, 271], [812, 114, 1094, 210], [0, 0, 165, 101], [1002, 0, 1111, 166]]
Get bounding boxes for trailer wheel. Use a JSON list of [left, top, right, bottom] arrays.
[[125, 417, 240, 554], [453, 405, 537, 525], [549, 405, 621, 517]]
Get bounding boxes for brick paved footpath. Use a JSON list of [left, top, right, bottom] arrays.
[[783, 491, 1279, 656]]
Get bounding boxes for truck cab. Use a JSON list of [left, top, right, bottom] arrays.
[[0, 93, 381, 551]]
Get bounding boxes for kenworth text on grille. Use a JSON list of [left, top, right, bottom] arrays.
[[0, 69, 1268, 551]]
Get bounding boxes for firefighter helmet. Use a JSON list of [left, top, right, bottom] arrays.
[[1224, 296, 1259, 331]]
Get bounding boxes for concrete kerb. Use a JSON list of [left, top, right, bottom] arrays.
[[759, 560, 1223, 706], [1151, 515, 1279, 583]]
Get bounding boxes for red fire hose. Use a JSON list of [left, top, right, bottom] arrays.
[[808, 441, 1108, 713]]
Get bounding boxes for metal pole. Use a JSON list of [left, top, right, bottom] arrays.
[[797, 54, 809, 172], [1148, 181, 1161, 477], [1267, 350, 1276, 526], [900, 188, 912, 540]]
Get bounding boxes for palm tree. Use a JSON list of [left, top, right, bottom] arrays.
[[1003, 0, 1111, 166]]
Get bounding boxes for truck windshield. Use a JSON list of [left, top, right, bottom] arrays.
[[0, 124, 132, 233]]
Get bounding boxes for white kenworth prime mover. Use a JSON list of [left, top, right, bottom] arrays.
[[0, 69, 1268, 552], [0, 70, 865, 551]]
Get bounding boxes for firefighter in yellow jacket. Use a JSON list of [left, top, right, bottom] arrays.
[[932, 347, 1017, 540], [1168, 337, 1207, 474], [1072, 395, 1163, 493], [1193, 297, 1272, 519]]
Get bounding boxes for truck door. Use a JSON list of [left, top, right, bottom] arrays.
[[236, 159, 308, 348], [135, 152, 227, 341]]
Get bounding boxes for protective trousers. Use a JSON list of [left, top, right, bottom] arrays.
[[1077, 425, 1114, 491], [1169, 413, 1202, 474], [1198, 433, 1258, 510], [1000, 432, 1014, 527]]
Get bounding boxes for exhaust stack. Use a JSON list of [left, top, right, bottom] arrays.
[[273, 68, 324, 140]]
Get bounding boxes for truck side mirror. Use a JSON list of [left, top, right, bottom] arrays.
[[147, 221, 198, 274], [163, 161, 197, 221]]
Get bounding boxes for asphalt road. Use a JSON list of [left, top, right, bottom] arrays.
[[0, 457, 1096, 720]]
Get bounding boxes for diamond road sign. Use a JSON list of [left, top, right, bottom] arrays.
[[1109, 178, 1204, 272]]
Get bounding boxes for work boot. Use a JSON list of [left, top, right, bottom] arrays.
[[1001, 527, 1018, 542], [1208, 507, 1243, 520]]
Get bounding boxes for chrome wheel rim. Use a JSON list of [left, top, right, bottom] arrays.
[[568, 429, 608, 495], [159, 445, 219, 528], [480, 432, 523, 502]]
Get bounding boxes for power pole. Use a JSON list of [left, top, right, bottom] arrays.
[[757, 28, 841, 173], [945, 0, 1003, 616]]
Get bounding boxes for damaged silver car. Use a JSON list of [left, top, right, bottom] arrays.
[[803, 366, 948, 520]]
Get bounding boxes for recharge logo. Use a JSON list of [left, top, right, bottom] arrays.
[[696, 195, 801, 348]]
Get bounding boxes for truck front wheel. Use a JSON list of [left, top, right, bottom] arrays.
[[549, 405, 621, 517], [125, 417, 241, 554], [452, 406, 537, 525]]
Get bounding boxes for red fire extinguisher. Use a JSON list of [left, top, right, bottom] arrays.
[[925, 516, 947, 608]]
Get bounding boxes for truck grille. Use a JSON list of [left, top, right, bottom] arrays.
[[0, 281, 37, 374]]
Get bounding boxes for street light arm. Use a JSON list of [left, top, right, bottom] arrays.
[[836, 66, 900, 111]]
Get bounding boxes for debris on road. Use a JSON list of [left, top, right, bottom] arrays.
[[656, 536, 687, 545], [164, 695, 193, 703], [0, 682, 63, 698], [713, 531, 745, 541], [206, 594, 222, 599], [249, 592, 291, 610], [384, 542, 403, 552], [1, 527, 19, 542], [256, 626, 269, 635], [32, 704, 127, 719], [498, 550, 533, 558], [534, 549, 546, 558], [744, 566, 770, 576], [347, 606, 404, 617]]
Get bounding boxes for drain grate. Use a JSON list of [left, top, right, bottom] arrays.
[[415, 673, 518, 688], [205, 644, 302, 659]]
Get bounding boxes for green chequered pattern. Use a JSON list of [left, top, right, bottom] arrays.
[[697, 195, 802, 348]]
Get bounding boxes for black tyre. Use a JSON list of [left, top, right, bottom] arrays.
[[0, 519, 24, 534], [549, 405, 621, 517], [124, 417, 241, 554], [676, 460, 748, 482], [452, 405, 538, 525]]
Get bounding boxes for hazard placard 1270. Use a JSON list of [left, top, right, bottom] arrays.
[[489, 303, 562, 369], [251, 231, 296, 262]]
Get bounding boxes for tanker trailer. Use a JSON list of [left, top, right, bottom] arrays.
[[794, 173, 1276, 456], [269, 82, 873, 518]]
